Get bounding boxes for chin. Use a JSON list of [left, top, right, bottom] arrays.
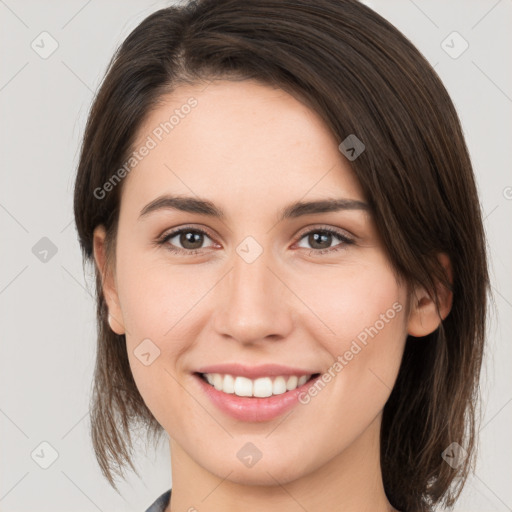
[[199, 450, 313, 486]]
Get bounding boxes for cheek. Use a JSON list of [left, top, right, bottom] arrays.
[[296, 262, 407, 404], [115, 242, 202, 339], [292, 260, 405, 343], [111, 243, 192, 403]]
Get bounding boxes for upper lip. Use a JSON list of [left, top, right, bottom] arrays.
[[195, 363, 320, 380]]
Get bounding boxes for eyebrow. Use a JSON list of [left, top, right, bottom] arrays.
[[138, 194, 370, 222]]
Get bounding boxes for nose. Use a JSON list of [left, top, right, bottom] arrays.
[[212, 245, 294, 345]]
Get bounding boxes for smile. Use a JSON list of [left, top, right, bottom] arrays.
[[193, 365, 322, 422], [199, 372, 317, 397]]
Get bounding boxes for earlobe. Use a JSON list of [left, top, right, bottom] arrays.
[[107, 311, 124, 335], [93, 225, 126, 335], [407, 253, 453, 337]]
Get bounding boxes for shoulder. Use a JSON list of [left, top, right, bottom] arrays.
[[145, 489, 172, 512]]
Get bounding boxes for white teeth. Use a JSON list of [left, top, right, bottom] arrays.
[[202, 373, 313, 397], [253, 377, 273, 398], [286, 375, 298, 390], [273, 376, 287, 395], [223, 374, 235, 394], [234, 376, 253, 396], [213, 373, 223, 391], [297, 375, 308, 386]]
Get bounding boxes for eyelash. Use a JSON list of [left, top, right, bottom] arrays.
[[155, 225, 354, 256]]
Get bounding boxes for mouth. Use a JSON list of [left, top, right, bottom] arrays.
[[192, 371, 323, 422], [195, 372, 321, 398]]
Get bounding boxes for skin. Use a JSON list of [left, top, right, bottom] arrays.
[[93, 79, 452, 512]]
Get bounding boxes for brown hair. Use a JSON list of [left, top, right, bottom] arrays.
[[73, 1, 489, 510]]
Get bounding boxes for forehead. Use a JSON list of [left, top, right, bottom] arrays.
[[122, 79, 366, 217]]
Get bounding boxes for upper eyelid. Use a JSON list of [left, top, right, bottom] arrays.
[[295, 225, 354, 240], [160, 225, 215, 243]]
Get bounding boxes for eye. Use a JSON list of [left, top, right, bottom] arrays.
[[295, 227, 354, 255], [156, 226, 216, 255], [156, 225, 354, 256]]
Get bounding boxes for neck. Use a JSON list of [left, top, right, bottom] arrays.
[[166, 413, 395, 512]]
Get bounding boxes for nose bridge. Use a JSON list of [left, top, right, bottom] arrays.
[[213, 236, 292, 343], [233, 243, 274, 301]]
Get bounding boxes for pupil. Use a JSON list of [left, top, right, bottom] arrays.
[[182, 231, 203, 249], [311, 232, 331, 249]]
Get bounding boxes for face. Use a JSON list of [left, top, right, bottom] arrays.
[[95, 79, 414, 486]]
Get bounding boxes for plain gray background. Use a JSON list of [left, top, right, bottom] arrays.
[[1, 1, 511, 510]]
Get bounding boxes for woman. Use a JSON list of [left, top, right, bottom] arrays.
[[73, 0, 489, 511]]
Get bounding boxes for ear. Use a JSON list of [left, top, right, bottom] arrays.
[[93, 225, 125, 335], [407, 253, 453, 337]]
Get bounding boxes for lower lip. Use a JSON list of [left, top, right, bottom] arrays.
[[193, 373, 321, 422]]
